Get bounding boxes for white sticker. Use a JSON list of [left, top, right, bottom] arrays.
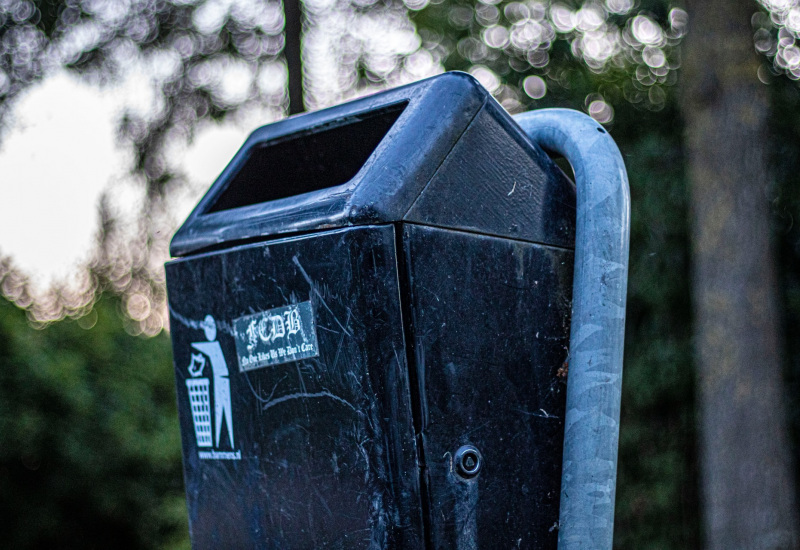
[[185, 314, 241, 460], [233, 301, 319, 372]]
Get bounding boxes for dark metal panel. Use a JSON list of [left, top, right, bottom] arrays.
[[165, 226, 423, 549], [405, 101, 576, 249], [402, 224, 573, 550]]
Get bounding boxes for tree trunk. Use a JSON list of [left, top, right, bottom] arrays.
[[681, 0, 799, 547], [284, 0, 305, 115]]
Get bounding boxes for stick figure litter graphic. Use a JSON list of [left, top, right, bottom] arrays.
[[186, 314, 234, 450]]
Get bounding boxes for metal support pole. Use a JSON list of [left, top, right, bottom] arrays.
[[514, 109, 631, 550]]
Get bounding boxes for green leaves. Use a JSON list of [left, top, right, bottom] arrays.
[[412, 0, 683, 115], [0, 293, 188, 549]]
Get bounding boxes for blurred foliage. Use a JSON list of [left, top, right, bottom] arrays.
[[1, 0, 287, 197], [2, 0, 800, 549], [411, 0, 684, 115], [0, 288, 187, 549], [0, 0, 429, 329], [612, 103, 698, 549], [0, 1, 699, 548]]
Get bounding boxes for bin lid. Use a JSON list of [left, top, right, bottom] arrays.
[[171, 72, 575, 257]]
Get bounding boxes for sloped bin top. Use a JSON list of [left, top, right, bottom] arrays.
[[171, 72, 576, 258]]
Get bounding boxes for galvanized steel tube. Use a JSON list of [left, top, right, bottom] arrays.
[[513, 109, 631, 550]]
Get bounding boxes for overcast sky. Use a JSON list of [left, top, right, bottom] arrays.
[[0, 69, 251, 291]]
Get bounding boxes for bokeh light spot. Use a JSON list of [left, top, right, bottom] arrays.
[[643, 46, 666, 68], [126, 293, 151, 322], [482, 25, 510, 49], [605, 0, 633, 15], [404, 0, 430, 11], [631, 15, 664, 46], [588, 98, 614, 123], [523, 75, 547, 99], [550, 4, 575, 33], [469, 64, 501, 93]]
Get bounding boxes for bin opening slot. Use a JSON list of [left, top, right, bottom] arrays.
[[205, 102, 408, 213]]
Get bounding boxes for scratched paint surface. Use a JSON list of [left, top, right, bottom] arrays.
[[166, 225, 423, 549], [403, 225, 572, 550], [162, 74, 583, 549]]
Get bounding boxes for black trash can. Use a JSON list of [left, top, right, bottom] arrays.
[[166, 72, 576, 549]]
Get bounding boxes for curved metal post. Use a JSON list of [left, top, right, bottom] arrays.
[[513, 109, 631, 550]]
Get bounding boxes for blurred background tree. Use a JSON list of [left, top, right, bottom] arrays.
[[682, 0, 799, 546], [0, 260, 185, 549], [2, 0, 800, 548]]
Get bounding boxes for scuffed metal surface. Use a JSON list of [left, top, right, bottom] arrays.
[[402, 225, 573, 549], [166, 226, 423, 549], [163, 74, 617, 549]]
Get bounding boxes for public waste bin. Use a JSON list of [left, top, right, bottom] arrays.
[[166, 72, 579, 549]]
